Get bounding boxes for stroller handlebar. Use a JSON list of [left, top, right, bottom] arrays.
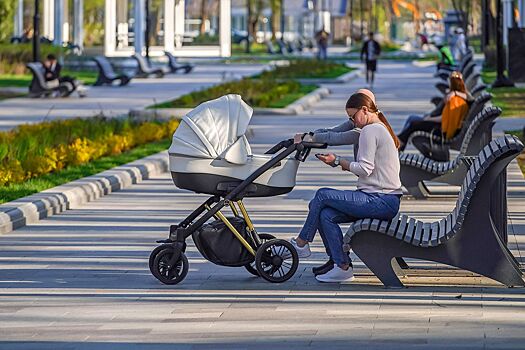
[[298, 142, 328, 150]]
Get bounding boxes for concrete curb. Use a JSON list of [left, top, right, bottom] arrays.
[[130, 86, 332, 118], [0, 151, 168, 235]]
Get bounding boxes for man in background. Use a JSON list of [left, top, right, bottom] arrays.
[[360, 32, 381, 88]]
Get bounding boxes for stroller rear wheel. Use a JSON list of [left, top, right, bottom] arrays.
[[152, 247, 189, 285], [244, 233, 276, 276], [255, 239, 299, 283]]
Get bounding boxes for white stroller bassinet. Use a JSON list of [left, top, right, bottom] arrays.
[[169, 94, 300, 197]]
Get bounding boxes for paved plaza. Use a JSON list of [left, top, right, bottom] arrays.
[[0, 62, 524, 349]]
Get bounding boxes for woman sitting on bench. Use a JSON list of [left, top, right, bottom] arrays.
[[397, 71, 470, 151], [289, 90, 403, 283]]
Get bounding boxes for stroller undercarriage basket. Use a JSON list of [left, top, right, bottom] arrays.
[[192, 217, 254, 267]]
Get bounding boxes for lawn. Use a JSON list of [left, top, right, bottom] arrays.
[[151, 77, 318, 109], [0, 139, 170, 204], [482, 67, 525, 118], [259, 60, 354, 80], [0, 91, 25, 100], [0, 70, 98, 88]]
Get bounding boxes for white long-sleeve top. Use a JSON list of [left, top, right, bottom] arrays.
[[347, 123, 402, 194]]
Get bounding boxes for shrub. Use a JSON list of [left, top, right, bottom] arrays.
[[0, 117, 179, 186], [157, 77, 304, 108], [0, 43, 63, 74], [259, 60, 352, 79]]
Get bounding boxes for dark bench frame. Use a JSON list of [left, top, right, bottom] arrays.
[[164, 51, 194, 74], [93, 56, 132, 86], [400, 106, 501, 198], [133, 54, 169, 78], [343, 135, 525, 288]]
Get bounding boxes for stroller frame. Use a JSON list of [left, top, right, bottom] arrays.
[[150, 139, 327, 285]]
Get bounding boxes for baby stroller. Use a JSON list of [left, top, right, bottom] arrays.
[[149, 94, 327, 285]]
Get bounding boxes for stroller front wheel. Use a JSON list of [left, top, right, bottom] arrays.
[[152, 248, 189, 285], [255, 239, 299, 283]]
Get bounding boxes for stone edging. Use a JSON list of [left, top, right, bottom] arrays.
[[130, 86, 332, 118], [0, 152, 168, 235]]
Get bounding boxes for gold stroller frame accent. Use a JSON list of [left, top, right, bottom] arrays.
[[205, 200, 257, 257]]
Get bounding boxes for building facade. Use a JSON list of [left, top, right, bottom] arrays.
[[13, 0, 231, 57]]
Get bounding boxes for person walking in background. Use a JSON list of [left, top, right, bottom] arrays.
[[452, 28, 467, 62], [360, 32, 381, 88], [315, 29, 330, 60]]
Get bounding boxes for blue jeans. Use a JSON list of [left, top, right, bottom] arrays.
[[298, 188, 401, 266]]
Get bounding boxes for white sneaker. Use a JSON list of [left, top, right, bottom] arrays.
[[315, 264, 355, 283], [289, 238, 311, 258]]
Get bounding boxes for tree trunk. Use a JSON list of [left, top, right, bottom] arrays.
[[199, 0, 208, 35], [270, 0, 279, 40]]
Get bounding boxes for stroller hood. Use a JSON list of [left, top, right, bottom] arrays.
[[169, 94, 253, 164]]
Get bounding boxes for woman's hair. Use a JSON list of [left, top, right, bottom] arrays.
[[449, 71, 467, 93], [345, 93, 400, 149]]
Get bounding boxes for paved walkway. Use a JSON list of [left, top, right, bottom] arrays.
[[0, 62, 524, 349], [0, 63, 265, 131]]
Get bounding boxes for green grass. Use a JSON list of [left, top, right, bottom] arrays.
[[0, 139, 170, 204], [483, 67, 525, 118], [506, 130, 525, 176], [0, 70, 98, 88], [264, 84, 318, 108]]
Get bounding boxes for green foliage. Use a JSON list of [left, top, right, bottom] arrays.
[[0, 43, 63, 74], [153, 77, 316, 109], [189, 34, 220, 46], [0, 0, 16, 42], [0, 117, 179, 186], [0, 69, 98, 87], [0, 139, 171, 204], [259, 60, 353, 79]]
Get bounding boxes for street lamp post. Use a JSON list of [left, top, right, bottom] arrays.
[[493, 0, 514, 87], [145, 0, 150, 60], [33, 0, 41, 62]]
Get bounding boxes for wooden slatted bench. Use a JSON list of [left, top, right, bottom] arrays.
[[93, 56, 132, 86], [400, 106, 501, 198], [343, 135, 525, 288]]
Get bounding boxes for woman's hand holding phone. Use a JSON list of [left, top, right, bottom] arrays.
[[315, 153, 336, 166]]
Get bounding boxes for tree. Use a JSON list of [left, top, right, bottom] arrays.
[[0, 0, 16, 42], [269, 0, 281, 40], [199, 0, 209, 35]]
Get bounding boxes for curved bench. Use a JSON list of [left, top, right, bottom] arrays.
[[409, 91, 493, 157], [164, 51, 194, 74], [133, 54, 169, 78], [343, 135, 525, 288], [93, 56, 132, 86], [400, 106, 501, 198]]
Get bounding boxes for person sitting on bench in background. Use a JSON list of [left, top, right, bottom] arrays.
[[44, 54, 87, 97], [397, 71, 470, 151]]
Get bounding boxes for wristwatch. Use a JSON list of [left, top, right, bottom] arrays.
[[332, 155, 341, 167]]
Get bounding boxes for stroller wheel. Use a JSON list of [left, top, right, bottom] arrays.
[[244, 233, 276, 276], [255, 239, 299, 283], [152, 248, 189, 285], [149, 244, 173, 277]]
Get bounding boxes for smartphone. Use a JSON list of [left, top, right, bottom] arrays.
[[315, 153, 328, 158]]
